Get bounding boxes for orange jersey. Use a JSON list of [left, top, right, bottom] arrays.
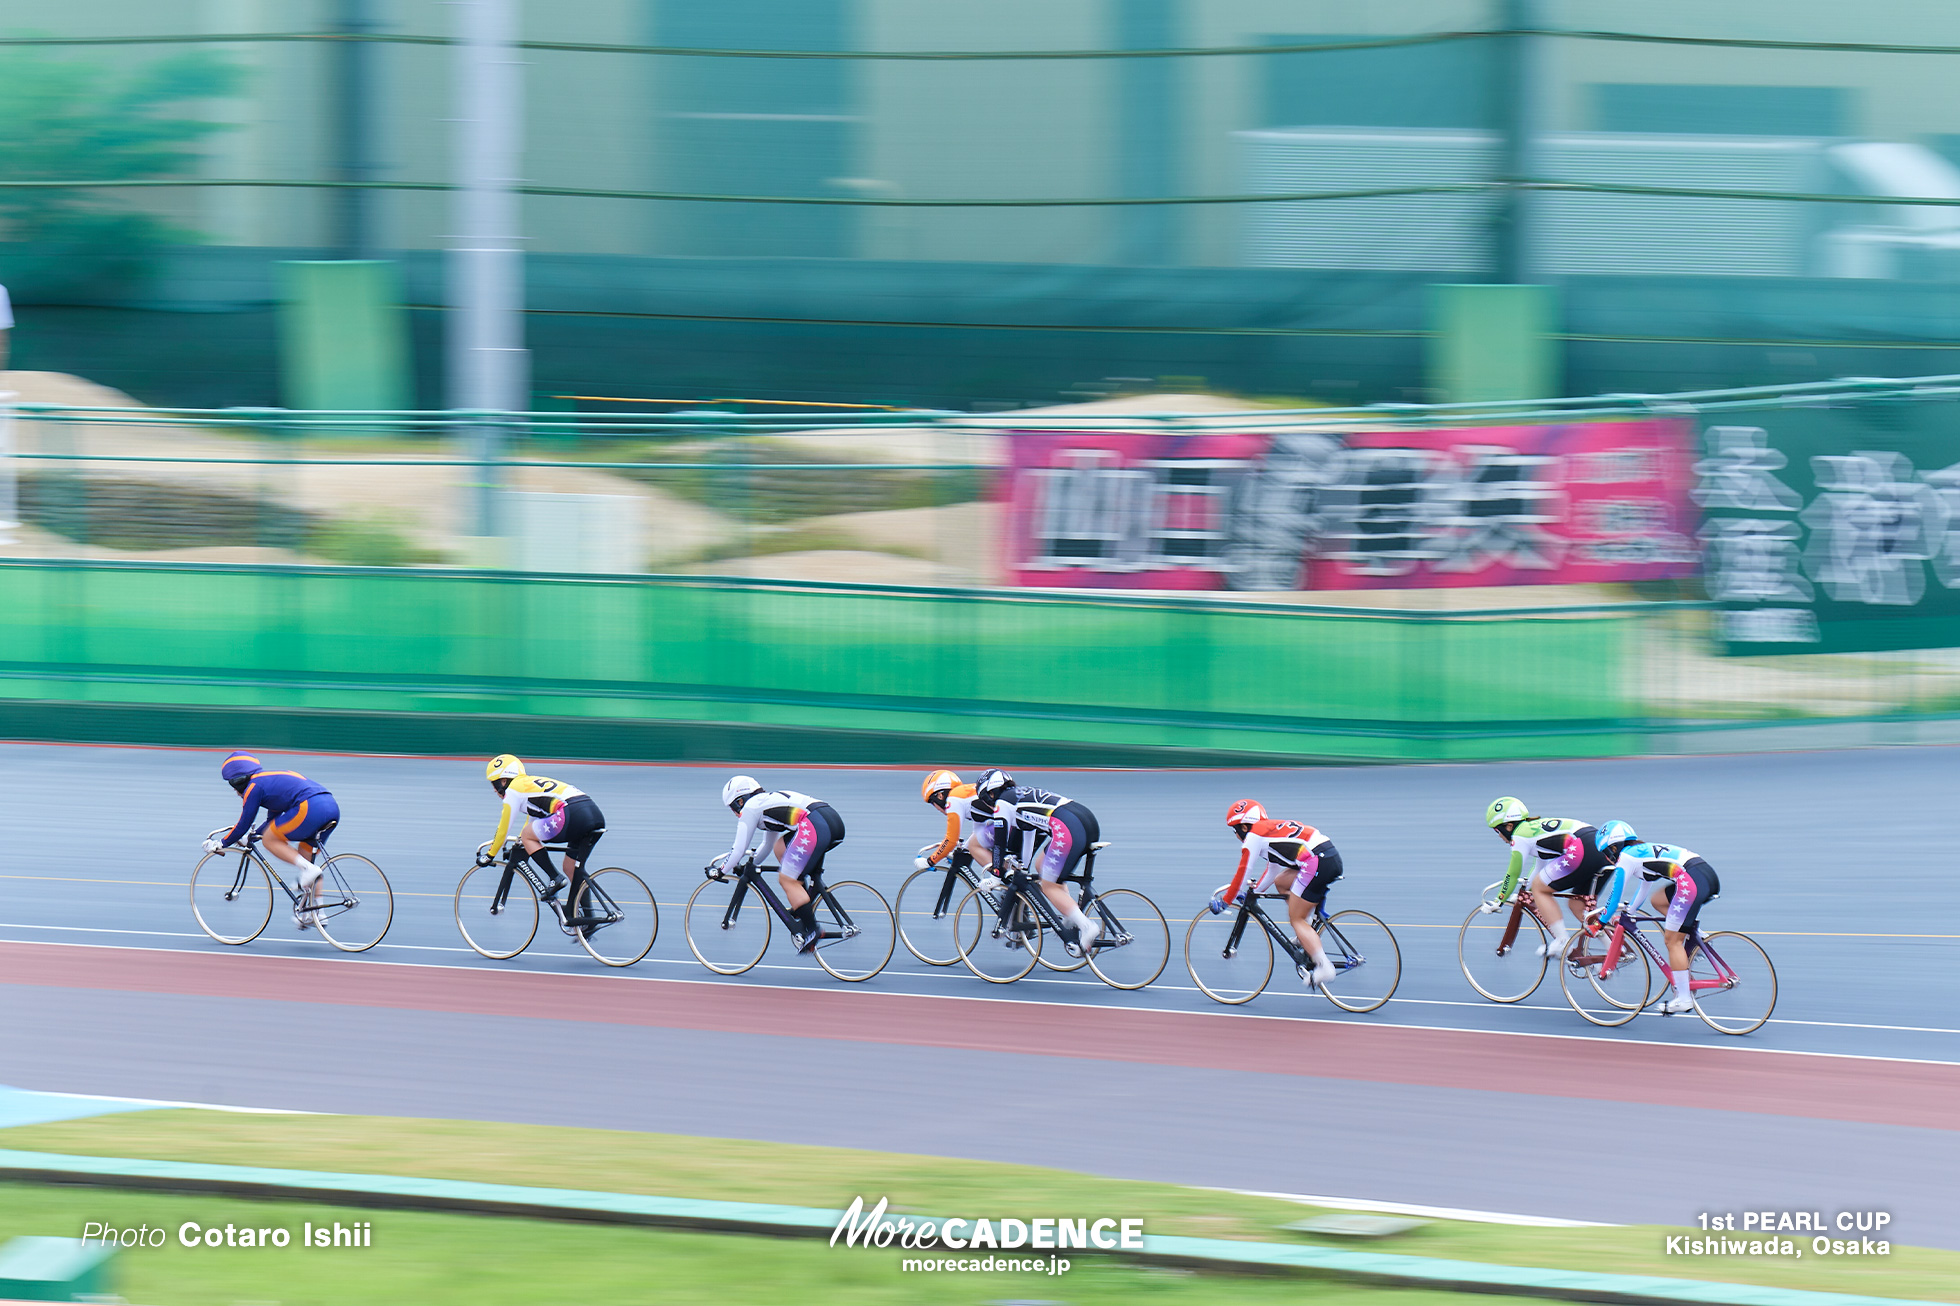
[[927, 783, 980, 862]]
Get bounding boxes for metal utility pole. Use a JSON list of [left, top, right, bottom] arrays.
[[1493, 0, 1541, 283], [332, 0, 378, 258], [448, 0, 527, 542]]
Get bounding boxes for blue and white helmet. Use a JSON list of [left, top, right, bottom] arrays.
[[1595, 820, 1638, 861]]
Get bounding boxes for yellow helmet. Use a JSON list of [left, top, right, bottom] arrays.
[[921, 769, 960, 806], [486, 754, 527, 784]]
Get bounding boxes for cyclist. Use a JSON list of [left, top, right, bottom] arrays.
[[721, 775, 846, 954], [916, 769, 990, 871], [204, 752, 337, 929], [1206, 799, 1341, 987], [1592, 822, 1720, 1015], [967, 769, 1101, 953], [1485, 796, 1612, 960], [479, 755, 607, 933]]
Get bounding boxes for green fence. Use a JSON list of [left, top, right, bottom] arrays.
[[0, 560, 1659, 764]]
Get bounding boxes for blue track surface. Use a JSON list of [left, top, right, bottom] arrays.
[[1, 741, 1953, 1063]]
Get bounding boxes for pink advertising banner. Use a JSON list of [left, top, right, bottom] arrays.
[[999, 420, 1698, 591]]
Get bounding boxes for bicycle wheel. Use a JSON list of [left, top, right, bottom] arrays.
[[1033, 879, 1089, 973], [1084, 888, 1170, 990], [1558, 929, 1650, 1026], [811, 880, 896, 982], [1184, 909, 1275, 1005], [1457, 902, 1550, 1003], [1691, 932, 1777, 1036], [685, 875, 772, 975], [313, 853, 393, 954], [454, 863, 539, 960], [895, 865, 976, 966], [573, 868, 658, 967], [190, 851, 274, 945], [1318, 910, 1401, 1013], [953, 888, 1041, 983]]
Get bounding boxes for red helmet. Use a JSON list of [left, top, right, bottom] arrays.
[[1226, 799, 1265, 834]]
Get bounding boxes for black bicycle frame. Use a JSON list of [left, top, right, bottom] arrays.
[[720, 863, 855, 941]]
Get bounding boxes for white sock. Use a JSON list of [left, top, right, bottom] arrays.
[[1064, 905, 1090, 932], [1672, 969, 1690, 1001]]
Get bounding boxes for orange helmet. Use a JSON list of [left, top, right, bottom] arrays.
[[1226, 799, 1266, 835], [922, 769, 960, 808]]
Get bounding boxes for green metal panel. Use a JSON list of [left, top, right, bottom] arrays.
[[277, 260, 411, 412], [1427, 282, 1559, 403]]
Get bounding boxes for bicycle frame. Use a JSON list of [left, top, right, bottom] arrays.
[[982, 844, 1129, 952], [1483, 882, 1594, 956], [712, 861, 862, 945], [1593, 911, 1735, 1000], [490, 842, 622, 925], [214, 832, 352, 916], [1219, 893, 1367, 978]]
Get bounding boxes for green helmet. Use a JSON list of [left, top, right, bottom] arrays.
[[1486, 796, 1530, 830]]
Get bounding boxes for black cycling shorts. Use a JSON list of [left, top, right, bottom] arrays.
[[1294, 843, 1345, 904], [556, 794, 606, 867]]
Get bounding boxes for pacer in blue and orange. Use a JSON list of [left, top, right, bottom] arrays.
[[207, 752, 340, 928]]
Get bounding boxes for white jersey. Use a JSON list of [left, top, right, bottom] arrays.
[[727, 789, 821, 866]]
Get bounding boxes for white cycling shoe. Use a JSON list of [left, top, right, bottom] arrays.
[[976, 875, 1004, 893], [1662, 994, 1696, 1014], [1537, 935, 1570, 960], [1299, 959, 1337, 988], [1076, 917, 1101, 950], [293, 906, 317, 931]]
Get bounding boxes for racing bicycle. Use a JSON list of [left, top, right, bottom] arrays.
[[1185, 891, 1400, 1013], [190, 827, 393, 953], [897, 841, 1094, 975], [1558, 906, 1777, 1035], [684, 853, 895, 982], [950, 841, 1170, 990], [453, 840, 657, 967]]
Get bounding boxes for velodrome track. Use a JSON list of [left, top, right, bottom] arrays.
[[2, 742, 1956, 1245]]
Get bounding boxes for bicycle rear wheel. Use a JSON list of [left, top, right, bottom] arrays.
[[1457, 902, 1549, 1003], [454, 863, 539, 960], [1558, 930, 1650, 1026], [1184, 909, 1274, 1005], [574, 868, 657, 967], [190, 852, 274, 945], [1318, 910, 1400, 1013], [812, 880, 896, 982], [953, 888, 1041, 983], [685, 875, 772, 975], [1691, 932, 1776, 1035], [895, 865, 975, 966], [1084, 888, 1170, 990], [313, 853, 393, 953]]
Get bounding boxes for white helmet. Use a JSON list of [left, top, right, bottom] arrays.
[[722, 774, 764, 814]]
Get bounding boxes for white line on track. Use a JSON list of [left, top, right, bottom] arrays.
[[6, 932, 1959, 1066], [1220, 1188, 1614, 1228]]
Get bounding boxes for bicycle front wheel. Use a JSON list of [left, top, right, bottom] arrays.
[[574, 868, 658, 967], [895, 865, 975, 966], [454, 863, 539, 960], [190, 852, 273, 945], [685, 876, 772, 975], [1084, 888, 1170, 990], [1184, 909, 1274, 1005], [314, 853, 393, 953], [953, 888, 1041, 983], [1691, 932, 1777, 1035], [1457, 902, 1549, 1003], [1318, 910, 1400, 1013], [1559, 931, 1650, 1026], [812, 880, 896, 982]]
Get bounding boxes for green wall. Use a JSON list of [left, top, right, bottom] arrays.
[[0, 562, 1641, 765]]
